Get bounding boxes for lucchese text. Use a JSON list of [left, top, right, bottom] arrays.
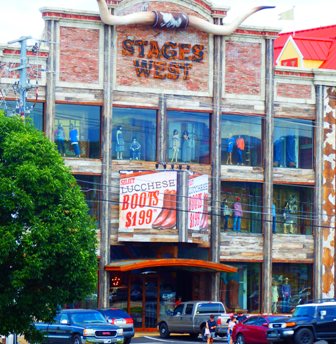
[[122, 38, 205, 80]]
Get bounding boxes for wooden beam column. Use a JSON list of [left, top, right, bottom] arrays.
[[262, 37, 275, 313], [210, 16, 224, 300], [99, 23, 114, 308]]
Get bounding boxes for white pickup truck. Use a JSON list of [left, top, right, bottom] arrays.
[[157, 301, 230, 339]]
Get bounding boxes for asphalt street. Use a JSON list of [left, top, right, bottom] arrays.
[[132, 334, 329, 344]]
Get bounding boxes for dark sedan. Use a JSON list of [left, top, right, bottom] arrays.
[[98, 309, 134, 344], [232, 315, 289, 344], [34, 309, 124, 344]]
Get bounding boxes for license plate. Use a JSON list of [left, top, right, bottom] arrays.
[[104, 340, 112, 343], [268, 332, 277, 337]]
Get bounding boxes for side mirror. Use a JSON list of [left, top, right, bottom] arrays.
[[262, 322, 268, 327]]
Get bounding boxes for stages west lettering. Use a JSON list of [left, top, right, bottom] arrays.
[[122, 38, 205, 80]]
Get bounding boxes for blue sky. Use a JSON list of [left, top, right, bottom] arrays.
[[0, 0, 335, 44]]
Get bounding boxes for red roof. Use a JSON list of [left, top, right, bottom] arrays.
[[274, 24, 336, 69]]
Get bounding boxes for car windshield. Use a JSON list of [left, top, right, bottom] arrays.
[[292, 306, 315, 317], [71, 312, 107, 324]]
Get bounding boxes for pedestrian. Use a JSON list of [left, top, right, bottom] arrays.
[[227, 314, 237, 344], [206, 314, 217, 344]]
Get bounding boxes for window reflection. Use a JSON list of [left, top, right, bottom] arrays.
[[112, 107, 157, 161], [221, 115, 262, 167], [3, 100, 44, 131], [221, 182, 262, 233], [273, 185, 313, 235], [220, 263, 261, 313], [74, 175, 101, 226], [272, 263, 312, 313], [273, 118, 313, 169], [55, 104, 101, 159], [167, 111, 210, 164]]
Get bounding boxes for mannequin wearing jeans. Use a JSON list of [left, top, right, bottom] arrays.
[[236, 136, 245, 165], [233, 197, 243, 231], [281, 278, 291, 312]]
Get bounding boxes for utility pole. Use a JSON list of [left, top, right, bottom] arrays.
[[8, 36, 37, 119]]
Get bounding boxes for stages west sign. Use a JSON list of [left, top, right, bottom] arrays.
[[122, 38, 205, 80]]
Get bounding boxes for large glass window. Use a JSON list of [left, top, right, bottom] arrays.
[[221, 182, 262, 233], [272, 263, 312, 313], [74, 175, 101, 226], [112, 107, 157, 161], [167, 111, 210, 164], [3, 100, 44, 130], [55, 104, 101, 159], [273, 118, 314, 169], [273, 184, 313, 235], [221, 115, 262, 167], [220, 263, 261, 313]]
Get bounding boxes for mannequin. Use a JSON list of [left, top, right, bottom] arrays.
[[236, 135, 245, 165], [233, 197, 243, 232], [226, 134, 235, 165], [115, 126, 125, 160], [286, 134, 296, 167], [272, 202, 276, 233], [129, 137, 141, 160], [281, 277, 291, 312], [55, 123, 65, 156], [272, 282, 279, 313], [171, 129, 180, 162], [222, 198, 231, 231], [69, 123, 80, 157], [283, 201, 294, 234], [181, 130, 191, 162]]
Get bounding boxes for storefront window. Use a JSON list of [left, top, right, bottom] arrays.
[[221, 115, 262, 167], [221, 182, 262, 233], [272, 263, 312, 313], [74, 175, 101, 227], [167, 111, 210, 164], [3, 100, 44, 131], [55, 104, 101, 158], [273, 118, 314, 169], [273, 184, 313, 235], [220, 263, 261, 313], [112, 107, 157, 161]]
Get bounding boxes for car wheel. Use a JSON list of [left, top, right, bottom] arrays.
[[123, 338, 131, 344], [189, 333, 199, 339], [159, 323, 170, 338], [72, 335, 81, 344], [236, 334, 245, 344], [293, 328, 313, 344]]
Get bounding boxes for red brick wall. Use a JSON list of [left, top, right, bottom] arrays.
[[225, 41, 262, 96], [277, 83, 312, 99], [59, 27, 100, 84], [115, 2, 210, 93]]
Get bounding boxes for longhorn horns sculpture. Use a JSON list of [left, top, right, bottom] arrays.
[[96, 0, 274, 35]]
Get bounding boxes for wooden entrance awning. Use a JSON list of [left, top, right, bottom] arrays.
[[105, 258, 237, 273]]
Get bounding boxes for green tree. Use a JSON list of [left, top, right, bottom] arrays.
[[0, 113, 97, 339]]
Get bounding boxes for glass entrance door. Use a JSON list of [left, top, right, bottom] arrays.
[[129, 274, 159, 330]]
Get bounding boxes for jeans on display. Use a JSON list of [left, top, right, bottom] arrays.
[[237, 148, 243, 164], [286, 135, 296, 167], [282, 296, 291, 313], [274, 136, 296, 167], [72, 143, 80, 156], [233, 216, 241, 231], [223, 215, 229, 230], [272, 216, 276, 233]]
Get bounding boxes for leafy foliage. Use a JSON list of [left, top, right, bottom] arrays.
[[0, 114, 97, 338]]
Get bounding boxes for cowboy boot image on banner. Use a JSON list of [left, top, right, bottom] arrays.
[[160, 190, 177, 229], [199, 193, 209, 230], [152, 190, 174, 229]]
